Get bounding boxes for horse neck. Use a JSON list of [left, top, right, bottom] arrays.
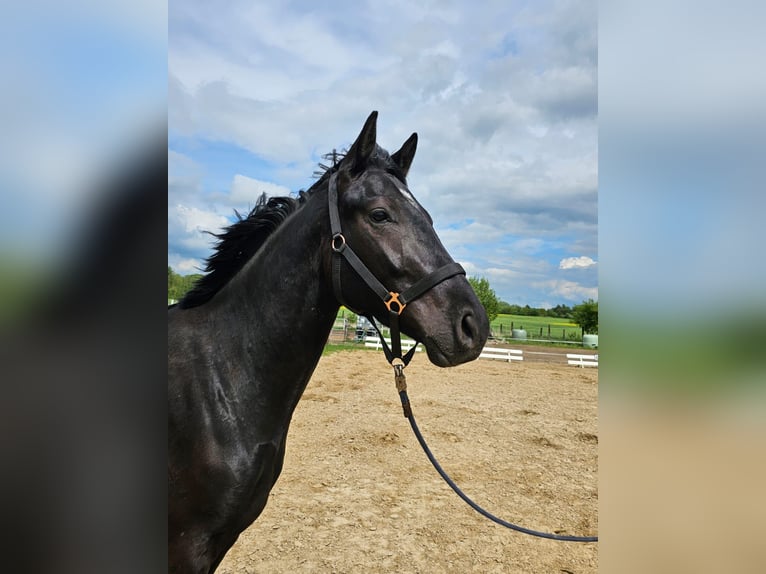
[[213, 190, 338, 404]]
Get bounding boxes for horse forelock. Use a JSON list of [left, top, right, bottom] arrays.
[[311, 143, 404, 186]]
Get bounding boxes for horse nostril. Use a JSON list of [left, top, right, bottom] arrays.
[[461, 312, 476, 343]]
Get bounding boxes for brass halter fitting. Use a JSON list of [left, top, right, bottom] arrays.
[[393, 361, 407, 393], [384, 292, 406, 315]]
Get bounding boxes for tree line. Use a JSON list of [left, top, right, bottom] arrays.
[[468, 276, 597, 334], [498, 302, 575, 318], [168, 267, 202, 302]]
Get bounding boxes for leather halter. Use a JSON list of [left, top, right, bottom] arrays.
[[328, 171, 465, 366]]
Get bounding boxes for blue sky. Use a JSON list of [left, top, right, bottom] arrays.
[[168, 0, 597, 307]]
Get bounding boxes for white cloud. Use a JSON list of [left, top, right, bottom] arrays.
[[169, 149, 200, 176], [511, 238, 547, 254], [168, 1, 598, 303], [230, 175, 291, 204], [176, 204, 228, 235], [175, 258, 202, 274], [437, 222, 507, 250], [457, 260, 482, 277], [535, 279, 598, 302], [559, 256, 597, 269], [169, 204, 229, 257]]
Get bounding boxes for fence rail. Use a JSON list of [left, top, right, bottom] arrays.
[[493, 322, 584, 341], [566, 353, 599, 368], [364, 336, 421, 352], [479, 347, 524, 362]]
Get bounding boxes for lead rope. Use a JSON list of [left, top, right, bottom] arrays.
[[389, 361, 598, 542], [366, 317, 596, 542]]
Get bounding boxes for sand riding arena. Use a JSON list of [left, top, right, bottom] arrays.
[[218, 347, 598, 573]]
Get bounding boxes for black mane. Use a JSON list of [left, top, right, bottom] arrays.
[[177, 145, 402, 309], [178, 193, 303, 308]]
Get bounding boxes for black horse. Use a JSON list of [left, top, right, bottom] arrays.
[[168, 112, 489, 573]]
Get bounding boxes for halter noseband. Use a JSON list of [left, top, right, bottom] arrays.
[[328, 172, 465, 367]]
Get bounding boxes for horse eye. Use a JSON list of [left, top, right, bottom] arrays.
[[369, 209, 389, 223]]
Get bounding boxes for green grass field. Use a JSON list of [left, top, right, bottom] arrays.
[[490, 313, 583, 342]]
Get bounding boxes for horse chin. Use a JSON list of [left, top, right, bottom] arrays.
[[422, 337, 481, 368], [423, 344, 453, 367]]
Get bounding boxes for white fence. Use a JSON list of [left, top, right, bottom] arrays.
[[479, 346, 524, 362], [359, 337, 597, 369], [364, 336, 422, 353], [363, 339, 524, 363], [567, 353, 599, 368]]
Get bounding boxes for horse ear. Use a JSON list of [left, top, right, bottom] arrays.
[[344, 111, 378, 174], [391, 132, 418, 177]]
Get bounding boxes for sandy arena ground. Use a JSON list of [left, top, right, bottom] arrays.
[[218, 349, 598, 573]]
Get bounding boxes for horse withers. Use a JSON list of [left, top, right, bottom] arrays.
[[168, 111, 489, 573]]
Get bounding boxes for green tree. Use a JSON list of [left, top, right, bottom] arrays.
[[572, 299, 598, 334], [168, 266, 203, 301], [168, 266, 180, 299], [548, 304, 572, 318], [468, 276, 500, 323]]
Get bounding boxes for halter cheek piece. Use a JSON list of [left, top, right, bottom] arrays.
[[327, 172, 465, 367]]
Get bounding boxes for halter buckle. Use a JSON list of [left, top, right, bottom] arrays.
[[384, 292, 406, 315]]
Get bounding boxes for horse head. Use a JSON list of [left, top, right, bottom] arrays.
[[327, 111, 489, 367]]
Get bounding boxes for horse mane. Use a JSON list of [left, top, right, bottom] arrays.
[[178, 194, 302, 308], [178, 145, 403, 309]]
